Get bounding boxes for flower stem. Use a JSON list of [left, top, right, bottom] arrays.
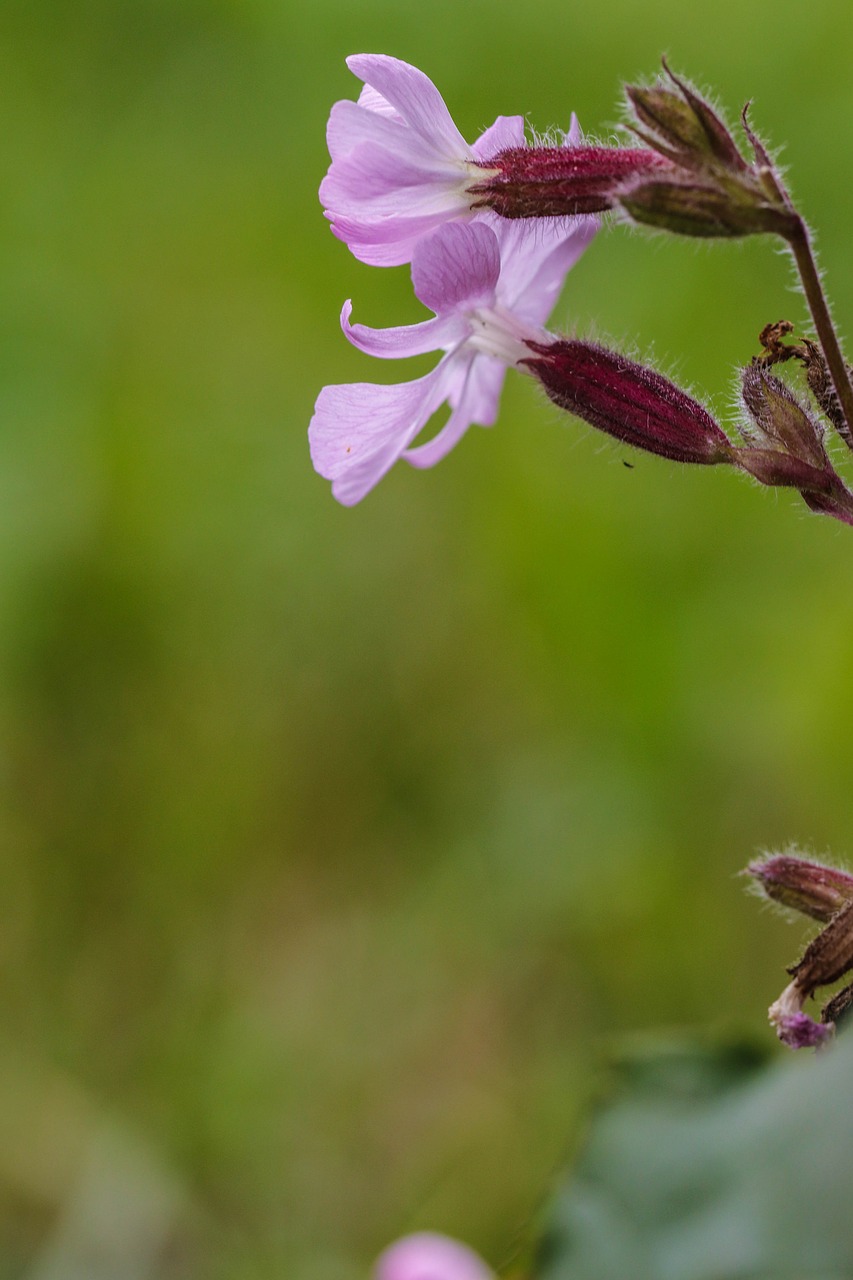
[[787, 215, 853, 450]]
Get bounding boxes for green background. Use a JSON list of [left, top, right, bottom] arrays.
[[2, 0, 853, 1275]]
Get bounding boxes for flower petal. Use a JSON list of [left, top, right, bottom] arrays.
[[412, 221, 501, 315], [329, 211, 461, 267], [375, 1233, 493, 1280], [566, 111, 583, 146], [356, 81, 402, 121], [309, 367, 449, 505], [323, 147, 471, 219], [341, 299, 464, 359], [405, 354, 507, 468], [454, 351, 506, 424], [325, 99, 413, 165], [346, 55, 469, 157], [471, 114, 525, 161], [490, 212, 598, 325], [323, 103, 470, 212]]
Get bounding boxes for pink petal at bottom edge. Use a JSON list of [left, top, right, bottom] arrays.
[[374, 1233, 493, 1280]]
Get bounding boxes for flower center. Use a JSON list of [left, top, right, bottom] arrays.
[[464, 304, 545, 367]]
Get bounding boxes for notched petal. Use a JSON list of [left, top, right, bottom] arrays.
[[309, 370, 446, 505]]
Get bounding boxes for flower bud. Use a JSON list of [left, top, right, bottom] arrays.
[[789, 899, 853, 997], [747, 853, 853, 924], [733, 447, 836, 493], [626, 63, 746, 171], [621, 62, 796, 242], [467, 146, 669, 219], [620, 179, 796, 239], [733, 364, 853, 521], [740, 366, 827, 466], [523, 339, 731, 464], [800, 490, 853, 527], [795, 338, 853, 447]]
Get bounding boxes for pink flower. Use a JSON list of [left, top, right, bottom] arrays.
[[319, 53, 525, 266], [374, 1233, 493, 1280], [309, 214, 597, 505]]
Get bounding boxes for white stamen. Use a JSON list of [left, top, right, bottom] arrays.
[[465, 304, 546, 368]]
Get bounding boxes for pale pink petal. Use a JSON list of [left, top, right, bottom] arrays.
[[471, 114, 525, 161], [325, 100, 419, 166], [322, 56, 487, 264], [453, 353, 506, 424], [329, 210, 454, 247], [404, 359, 473, 468], [404, 355, 508, 468], [324, 147, 471, 218], [346, 55, 469, 156], [309, 368, 450, 505], [341, 299, 464, 359], [405, 402, 474, 469], [375, 1233, 493, 1280], [323, 103, 469, 213], [566, 112, 583, 146], [412, 222, 500, 315], [357, 82, 402, 121], [500, 217, 599, 324], [329, 211, 466, 267], [325, 103, 465, 180]]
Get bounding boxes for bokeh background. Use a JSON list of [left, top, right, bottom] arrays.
[[3, 0, 853, 1276]]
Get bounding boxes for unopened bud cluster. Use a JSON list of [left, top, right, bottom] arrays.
[[747, 853, 853, 1049], [465, 61, 798, 242], [735, 363, 853, 524], [619, 63, 797, 239]]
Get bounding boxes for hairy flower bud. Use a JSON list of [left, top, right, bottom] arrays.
[[790, 900, 853, 997], [467, 146, 669, 219], [792, 338, 853, 447], [733, 364, 853, 522], [733, 447, 836, 492], [523, 339, 731, 464], [747, 853, 853, 924], [626, 65, 747, 168], [621, 62, 796, 241], [626, 62, 744, 170], [620, 180, 796, 239], [740, 366, 827, 465]]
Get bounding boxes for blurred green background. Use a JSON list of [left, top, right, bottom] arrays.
[[3, 0, 853, 1275]]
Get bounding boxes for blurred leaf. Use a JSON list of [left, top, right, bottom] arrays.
[[535, 1035, 853, 1280]]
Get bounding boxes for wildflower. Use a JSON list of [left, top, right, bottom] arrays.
[[375, 1233, 493, 1280], [320, 54, 526, 266], [309, 215, 596, 505]]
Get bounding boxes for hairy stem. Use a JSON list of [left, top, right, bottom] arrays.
[[787, 216, 853, 450]]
